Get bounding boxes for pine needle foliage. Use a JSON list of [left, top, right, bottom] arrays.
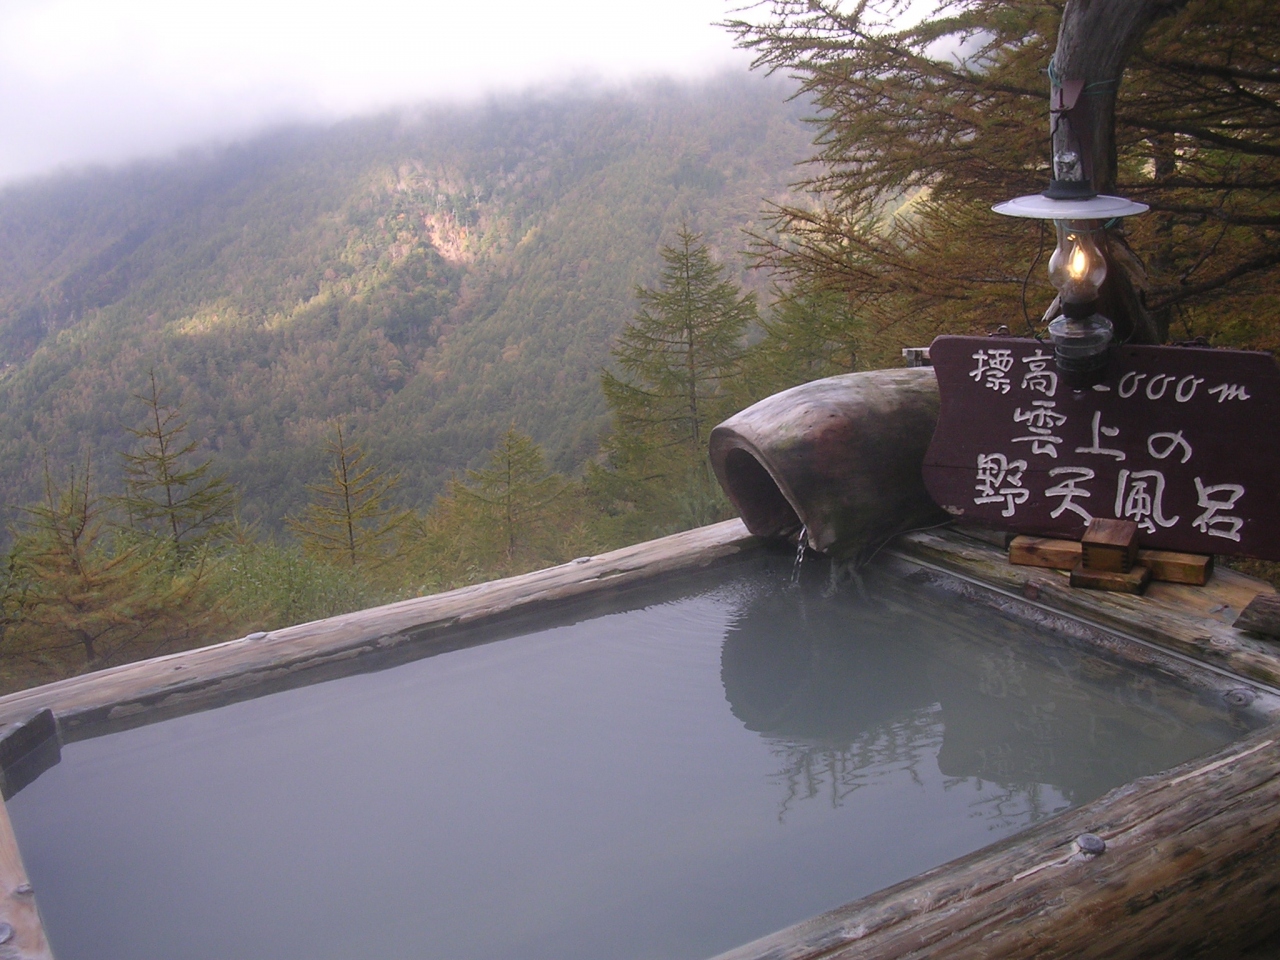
[[206, 537, 391, 632], [586, 433, 734, 545], [120, 370, 236, 562], [724, 0, 1280, 350], [456, 428, 567, 563], [18, 457, 186, 665], [602, 228, 758, 450], [0, 546, 32, 655], [286, 426, 405, 568], [593, 229, 751, 539], [743, 280, 884, 398]]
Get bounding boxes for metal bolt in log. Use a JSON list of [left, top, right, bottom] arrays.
[[1075, 833, 1107, 857]]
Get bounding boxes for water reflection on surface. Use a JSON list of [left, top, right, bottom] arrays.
[[721, 565, 1247, 819], [7, 556, 1262, 960]]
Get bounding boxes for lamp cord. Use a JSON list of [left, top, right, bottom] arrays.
[[1021, 221, 1047, 339]]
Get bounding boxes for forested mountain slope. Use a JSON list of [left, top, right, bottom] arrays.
[[0, 75, 809, 529]]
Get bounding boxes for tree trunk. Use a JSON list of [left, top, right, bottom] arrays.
[[1050, 0, 1191, 345], [76, 629, 97, 664]]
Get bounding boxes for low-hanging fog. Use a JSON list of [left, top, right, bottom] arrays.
[[0, 0, 750, 184]]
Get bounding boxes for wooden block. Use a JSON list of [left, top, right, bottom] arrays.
[[1070, 562, 1151, 595], [1009, 536, 1080, 571], [1082, 518, 1139, 547], [0, 709, 60, 800], [1081, 519, 1139, 573], [1011, 539, 1214, 587], [0, 709, 55, 771], [1138, 549, 1214, 586], [1235, 593, 1280, 637]]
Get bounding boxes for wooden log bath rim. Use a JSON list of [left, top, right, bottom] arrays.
[[0, 373, 1278, 956]]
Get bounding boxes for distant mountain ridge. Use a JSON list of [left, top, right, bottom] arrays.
[[0, 75, 811, 530]]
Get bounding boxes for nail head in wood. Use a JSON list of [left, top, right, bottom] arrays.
[[1225, 689, 1257, 708], [1075, 833, 1106, 857]]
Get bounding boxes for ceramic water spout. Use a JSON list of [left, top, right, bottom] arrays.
[[709, 368, 945, 560]]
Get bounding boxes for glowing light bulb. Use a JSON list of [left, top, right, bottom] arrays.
[[1068, 243, 1089, 281], [1046, 219, 1113, 387], [1047, 221, 1107, 304]]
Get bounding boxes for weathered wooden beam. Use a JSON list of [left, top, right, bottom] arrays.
[[1070, 561, 1151, 594], [0, 801, 53, 960], [899, 526, 1280, 687], [1010, 536, 1213, 586], [1141, 549, 1213, 586], [1009, 535, 1081, 570], [1236, 594, 1280, 638], [711, 727, 1280, 960], [0, 519, 762, 739]]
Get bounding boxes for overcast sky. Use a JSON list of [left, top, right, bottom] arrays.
[[0, 0, 754, 185]]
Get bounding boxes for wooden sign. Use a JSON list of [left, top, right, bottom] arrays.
[[922, 336, 1280, 560]]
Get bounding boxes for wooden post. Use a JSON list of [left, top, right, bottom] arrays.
[[1070, 562, 1151, 595], [0, 712, 60, 802], [1049, 0, 1191, 344], [0, 801, 54, 960]]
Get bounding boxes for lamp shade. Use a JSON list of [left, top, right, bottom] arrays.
[[992, 194, 1149, 220]]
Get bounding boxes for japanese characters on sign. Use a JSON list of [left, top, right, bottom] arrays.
[[923, 336, 1280, 560]]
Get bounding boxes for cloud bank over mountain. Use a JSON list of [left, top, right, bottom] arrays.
[[0, 0, 750, 183]]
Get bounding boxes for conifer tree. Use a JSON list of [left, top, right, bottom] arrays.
[[602, 228, 757, 451], [744, 281, 871, 397], [287, 426, 405, 567], [595, 229, 753, 535], [120, 370, 236, 562], [458, 428, 566, 562], [18, 457, 171, 665], [725, 0, 1280, 350]]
